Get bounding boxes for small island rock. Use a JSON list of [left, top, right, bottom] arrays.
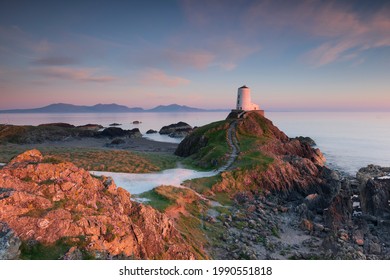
[[159, 122, 192, 138], [146, 129, 157, 134]]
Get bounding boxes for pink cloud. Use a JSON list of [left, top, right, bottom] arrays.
[[240, 1, 390, 66], [164, 50, 215, 70], [297, 3, 390, 67], [36, 66, 118, 83], [303, 39, 360, 67], [139, 69, 190, 87]]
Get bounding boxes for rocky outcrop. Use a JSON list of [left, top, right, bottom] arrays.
[[357, 165, 390, 218], [38, 123, 76, 128], [159, 122, 192, 138], [0, 124, 145, 144], [0, 150, 195, 259], [362, 178, 390, 218], [108, 138, 126, 145], [0, 222, 21, 260], [0, 124, 97, 144], [175, 133, 208, 157], [179, 111, 330, 201], [292, 136, 316, 146], [146, 129, 157, 134], [77, 124, 104, 130], [99, 127, 142, 138], [236, 112, 325, 166]]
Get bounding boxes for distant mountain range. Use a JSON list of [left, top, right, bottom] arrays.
[[0, 103, 226, 113]]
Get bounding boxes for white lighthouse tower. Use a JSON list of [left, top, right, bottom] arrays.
[[236, 85, 259, 111]]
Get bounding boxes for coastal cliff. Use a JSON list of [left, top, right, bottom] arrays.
[[0, 150, 195, 260], [175, 111, 390, 259], [1, 112, 389, 260], [177, 111, 333, 200]]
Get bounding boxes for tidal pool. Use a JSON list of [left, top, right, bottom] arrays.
[[91, 168, 218, 195]]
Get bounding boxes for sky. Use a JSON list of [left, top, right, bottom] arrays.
[[0, 0, 389, 111]]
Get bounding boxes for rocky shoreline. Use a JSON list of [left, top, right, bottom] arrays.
[[204, 165, 390, 260], [0, 121, 192, 145], [176, 111, 390, 260], [0, 112, 389, 260]]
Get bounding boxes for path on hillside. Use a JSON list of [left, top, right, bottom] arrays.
[[217, 120, 240, 172], [176, 120, 240, 204]]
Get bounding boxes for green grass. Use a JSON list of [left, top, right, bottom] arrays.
[[234, 120, 274, 170], [19, 236, 94, 260], [139, 152, 179, 170], [235, 151, 274, 170], [271, 226, 280, 238], [183, 174, 222, 194], [0, 145, 176, 173], [137, 189, 173, 212], [213, 192, 233, 206], [42, 157, 63, 164], [20, 238, 73, 260], [21, 176, 33, 182], [182, 120, 231, 170], [213, 206, 231, 215]]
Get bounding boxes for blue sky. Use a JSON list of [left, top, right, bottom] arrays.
[[0, 0, 389, 110]]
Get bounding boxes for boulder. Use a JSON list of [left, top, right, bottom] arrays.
[[77, 124, 104, 130], [99, 128, 142, 138], [146, 129, 157, 134], [110, 138, 126, 145], [361, 178, 390, 218], [9, 148, 43, 165], [109, 123, 121, 126], [168, 129, 191, 138], [0, 222, 21, 260], [357, 165, 390, 218], [292, 136, 316, 146], [159, 122, 192, 137]]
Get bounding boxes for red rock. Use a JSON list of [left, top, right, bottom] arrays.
[[355, 239, 364, 246], [300, 219, 314, 232], [0, 150, 195, 260], [9, 149, 43, 165]]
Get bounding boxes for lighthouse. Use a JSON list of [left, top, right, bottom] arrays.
[[236, 85, 259, 111]]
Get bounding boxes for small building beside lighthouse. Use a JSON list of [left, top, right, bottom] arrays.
[[236, 85, 259, 111]]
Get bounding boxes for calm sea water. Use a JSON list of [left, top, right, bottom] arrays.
[[1, 111, 389, 175]]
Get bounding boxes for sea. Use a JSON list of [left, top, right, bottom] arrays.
[[1, 111, 389, 176]]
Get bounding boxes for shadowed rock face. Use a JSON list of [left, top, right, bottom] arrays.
[[357, 165, 390, 218], [0, 149, 195, 260], [0, 124, 141, 144], [159, 122, 193, 138], [99, 127, 142, 138], [0, 222, 21, 260]]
